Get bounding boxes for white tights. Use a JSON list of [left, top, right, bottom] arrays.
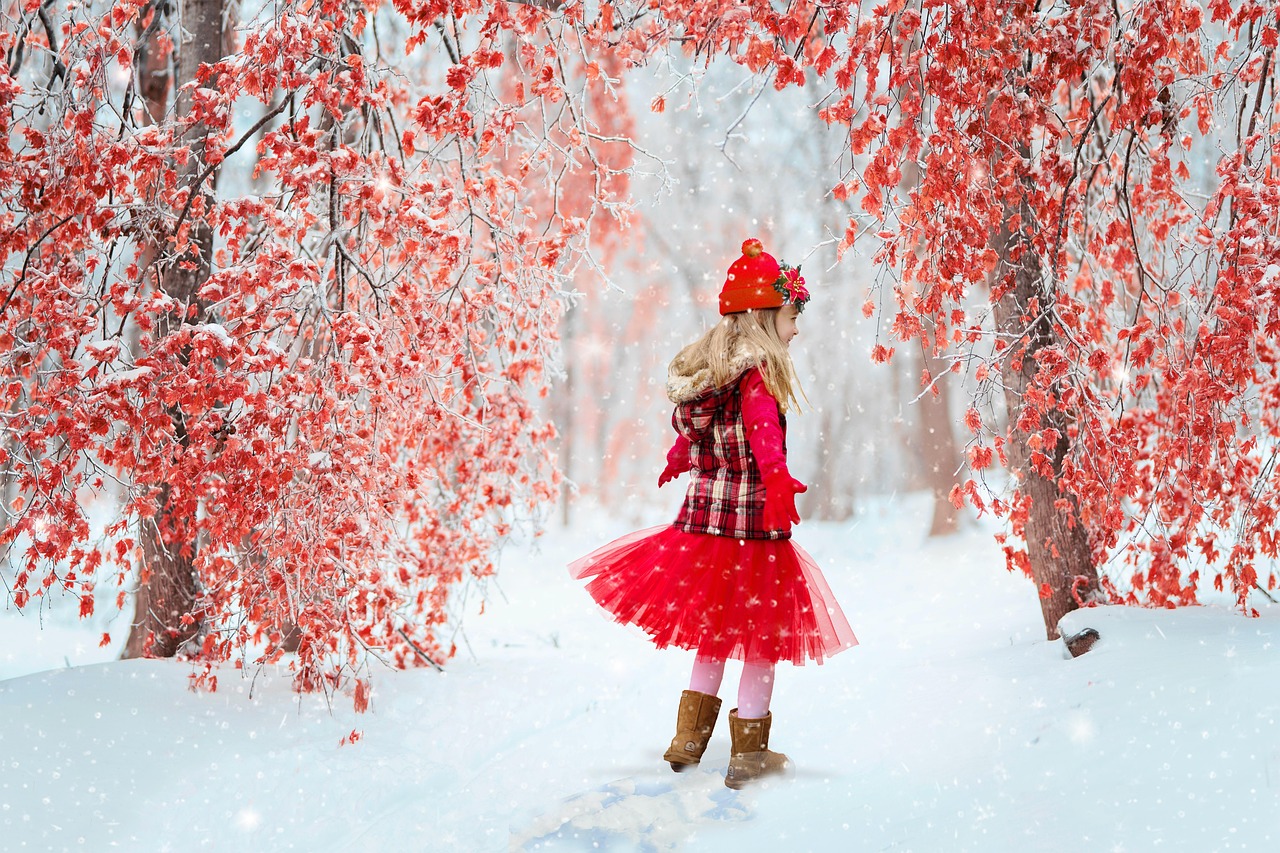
[[688, 654, 776, 720]]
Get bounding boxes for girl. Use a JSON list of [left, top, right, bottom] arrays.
[[569, 238, 857, 789]]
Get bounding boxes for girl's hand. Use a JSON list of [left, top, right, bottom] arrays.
[[660, 434, 693, 486], [763, 473, 807, 530], [658, 462, 684, 487]]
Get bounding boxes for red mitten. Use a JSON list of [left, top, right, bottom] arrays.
[[659, 434, 692, 487], [763, 472, 807, 531]]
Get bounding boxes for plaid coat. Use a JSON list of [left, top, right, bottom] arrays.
[[666, 358, 790, 541]]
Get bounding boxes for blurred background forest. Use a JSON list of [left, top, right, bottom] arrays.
[[548, 57, 966, 536]]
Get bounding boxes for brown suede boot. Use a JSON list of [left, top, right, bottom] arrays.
[[724, 709, 790, 789], [663, 690, 722, 772]]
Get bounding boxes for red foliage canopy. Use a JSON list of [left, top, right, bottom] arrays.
[[0, 0, 633, 700], [816, 0, 1280, 612], [3, 0, 1278, 703]]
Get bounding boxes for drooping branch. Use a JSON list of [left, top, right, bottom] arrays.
[[509, 0, 563, 10], [37, 2, 68, 87], [1, 214, 76, 319], [171, 96, 292, 238]]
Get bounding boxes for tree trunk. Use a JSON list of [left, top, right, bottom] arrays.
[[557, 305, 578, 526], [917, 344, 961, 537], [123, 0, 225, 658], [808, 401, 855, 521], [895, 149, 962, 535], [0, 392, 19, 540], [135, 5, 172, 124], [990, 202, 1100, 640], [125, 485, 200, 657]]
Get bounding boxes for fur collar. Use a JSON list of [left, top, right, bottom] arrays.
[[666, 338, 765, 404]]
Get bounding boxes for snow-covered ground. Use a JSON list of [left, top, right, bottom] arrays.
[[3, 495, 1279, 851]]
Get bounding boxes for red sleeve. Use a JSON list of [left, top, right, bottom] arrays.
[[739, 368, 787, 480]]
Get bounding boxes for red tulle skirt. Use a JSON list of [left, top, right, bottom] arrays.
[[569, 525, 857, 665]]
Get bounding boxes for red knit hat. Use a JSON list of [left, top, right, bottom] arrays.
[[720, 239, 783, 315], [719, 238, 810, 315]]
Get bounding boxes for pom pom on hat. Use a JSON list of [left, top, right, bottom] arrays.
[[720, 238, 785, 315]]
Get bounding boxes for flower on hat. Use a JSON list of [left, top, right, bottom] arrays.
[[773, 264, 810, 312]]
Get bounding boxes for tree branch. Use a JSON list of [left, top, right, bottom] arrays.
[[716, 72, 773, 168], [172, 97, 292, 238], [37, 3, 67, 87], [1, 214, 76, 319], [396, 627, 445, 671]]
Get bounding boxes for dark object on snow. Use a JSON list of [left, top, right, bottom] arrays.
[[1063, 627, 1100, 658]]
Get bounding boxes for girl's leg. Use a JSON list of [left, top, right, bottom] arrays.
[[737, 661, 776, 719], [725, 662, 788, 788], [665, 654, 726, 771], [689, 654, 726, 696]]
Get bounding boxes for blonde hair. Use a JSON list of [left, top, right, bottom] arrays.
[[670, 308, 805, 414]]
